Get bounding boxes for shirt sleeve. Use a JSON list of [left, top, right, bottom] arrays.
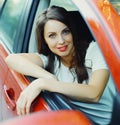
[[37, 53, 48, 68], [85, 42, 108, 72]]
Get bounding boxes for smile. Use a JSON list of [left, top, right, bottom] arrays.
[[57, 45, 68, 52]]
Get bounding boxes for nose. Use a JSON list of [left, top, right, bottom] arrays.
[[58, 35, 65, 44]]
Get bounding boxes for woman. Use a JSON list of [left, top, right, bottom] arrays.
[[5, 6, 116, 125]]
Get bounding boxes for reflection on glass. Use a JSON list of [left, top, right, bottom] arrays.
[[0, 0, 26, 50]]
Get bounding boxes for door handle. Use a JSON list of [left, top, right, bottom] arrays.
[[3, 85, 16, 110]]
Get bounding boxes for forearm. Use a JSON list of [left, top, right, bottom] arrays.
[[39, 69, 109, 102], [48, 82, 99, 102], [5, 54, 55, 79], [36, 78, 100, 102]]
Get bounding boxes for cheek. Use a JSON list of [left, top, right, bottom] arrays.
[[46, 40, 57, 50], [47, 44, 57, 54], [65, 34, 73, 42]]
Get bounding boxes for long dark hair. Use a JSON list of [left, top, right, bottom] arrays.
[[36, 6, 92, 83]]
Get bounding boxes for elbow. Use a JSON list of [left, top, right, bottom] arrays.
[[86, 86, 103, 103], [5, 54, 14, 66], [86, 89, 102, 103], [89, 94, 101, 103], [5, 54, 18, 67], [5, 54, 12, 66], [91, 96, 101, 103]]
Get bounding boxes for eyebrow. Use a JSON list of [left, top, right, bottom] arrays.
[[46, 26, 69, 35]]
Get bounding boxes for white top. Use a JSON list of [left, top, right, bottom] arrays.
[[39, 42, 116, 125]]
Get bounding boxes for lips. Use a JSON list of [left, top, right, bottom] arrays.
[[57, 45, 68, 52]]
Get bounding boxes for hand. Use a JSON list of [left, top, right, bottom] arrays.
[[16, 79, 42, 115]]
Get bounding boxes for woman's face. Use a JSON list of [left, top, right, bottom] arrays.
[[44, 20, 74, 58]]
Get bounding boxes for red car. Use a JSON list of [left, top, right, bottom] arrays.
[[0, 0, 120, 124]]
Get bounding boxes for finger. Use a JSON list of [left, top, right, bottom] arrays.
[[20, 98, 27, 115], [16, 96, 27, 115], [16, 101, 20, 115], [26, 101, 32, 114]]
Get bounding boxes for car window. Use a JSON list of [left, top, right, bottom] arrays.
[[0, 0, 27, 51]]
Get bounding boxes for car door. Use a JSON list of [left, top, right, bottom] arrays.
[[0, 0, 50, 121]]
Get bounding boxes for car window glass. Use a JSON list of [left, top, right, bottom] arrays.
[[0, 0, 26, 50]]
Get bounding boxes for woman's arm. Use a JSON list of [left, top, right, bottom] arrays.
[[16, 69, 109, 115], [5, 53, 56, 79], [41, 69, 109, 102]]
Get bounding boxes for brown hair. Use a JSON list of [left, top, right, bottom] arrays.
[[36, 6, 93, 83]]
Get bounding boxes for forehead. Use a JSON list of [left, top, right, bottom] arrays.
[[44, 20, 67, 33]]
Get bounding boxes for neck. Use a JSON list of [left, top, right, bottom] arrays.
[[61, 56, 72, 67], [60, 47, 75, 67]]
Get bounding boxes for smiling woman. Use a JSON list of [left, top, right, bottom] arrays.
[[0, 0, 120, 125], [5, 5, 117, 125]]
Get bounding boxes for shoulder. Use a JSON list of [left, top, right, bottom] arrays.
[[86, 41, 99, 56], [85, 41, 100, 61], [37, 53, 59, 68], [85, 41, 108, 71], [36, 53, 49, 68]]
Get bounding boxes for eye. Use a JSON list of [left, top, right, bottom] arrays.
[[48, 33, 56, 38], [63, 28, 71, 35]]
